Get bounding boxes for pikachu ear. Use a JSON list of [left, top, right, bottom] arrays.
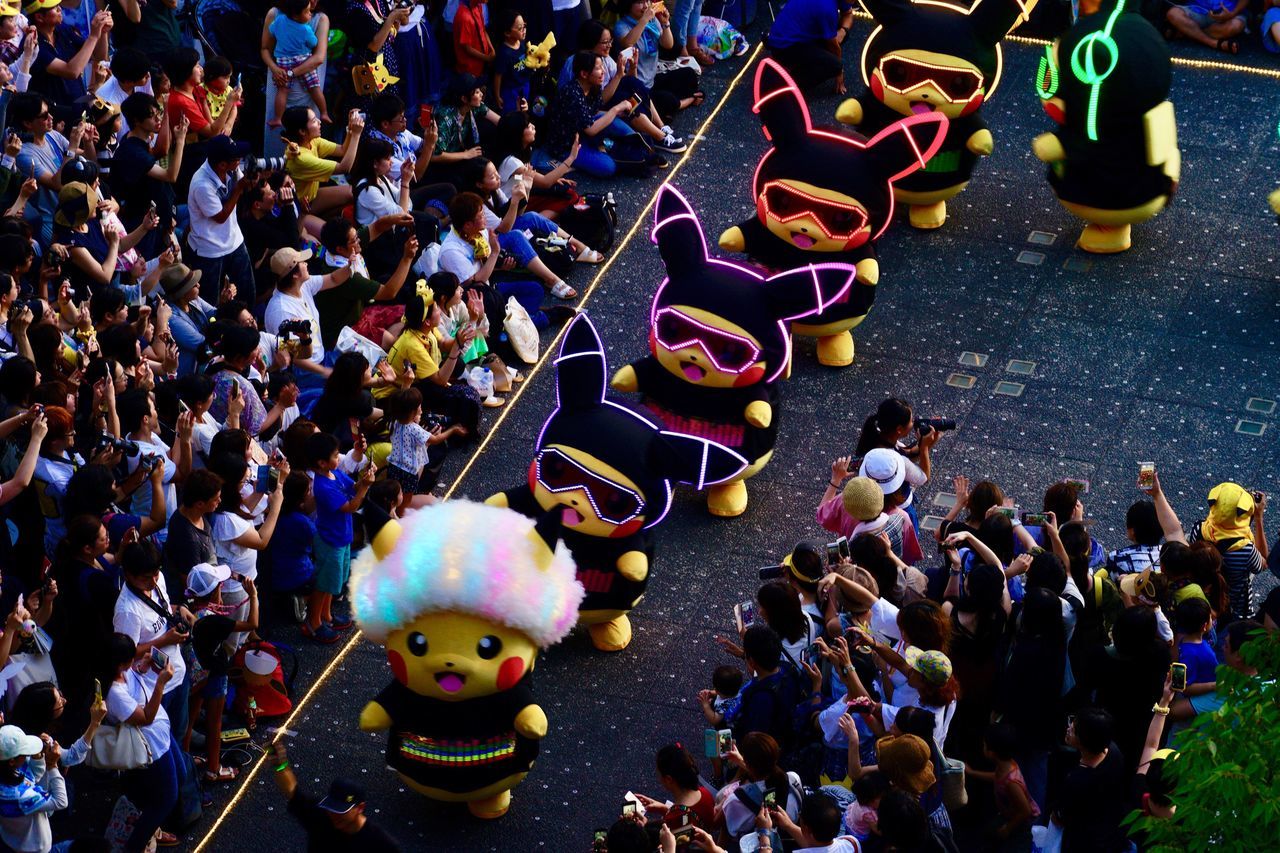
[[652, 184, 709, 280], [866, 112, 949, 185], [753, 59, 813, 152], [969, 0, 1038, 45], [554, 312, 608, 413], [371, 519, 403, 560], [858, 0, 912, 25]]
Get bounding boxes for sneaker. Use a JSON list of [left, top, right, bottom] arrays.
[[329, 613, 353, 631], [646, 152, 670, 169], [655, 133, 687, 154], [290, 594, 308, 624], [310, 624, 342, 645]]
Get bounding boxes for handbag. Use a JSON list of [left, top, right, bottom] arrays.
[[104, 795, 158, 853], [87, 723, 153, 770], [940, 755, 968, 811], [503, 296, 540, 364]]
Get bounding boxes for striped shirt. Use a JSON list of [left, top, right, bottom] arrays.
[[1187, 526, 1264, 618]]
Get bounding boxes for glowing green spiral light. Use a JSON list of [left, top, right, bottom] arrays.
[[1069, 0, 1125, 141], [1036, 45, 1059, 100]]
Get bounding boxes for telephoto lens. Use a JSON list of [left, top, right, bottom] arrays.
[[914, 416, 957, 432]]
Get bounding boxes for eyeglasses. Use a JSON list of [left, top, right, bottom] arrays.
[[653, 307, 761, 374], [760, 181, 869, 242], [877, 56, 984, 102], [535, 448, 644, 525]]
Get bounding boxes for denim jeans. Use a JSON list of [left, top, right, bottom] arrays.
[[188, 241, 257, 307], [496, 213, 560, 266], [125, 746, 180, 852], [672, 0, 706, 45], [533, 145, 616, 179]]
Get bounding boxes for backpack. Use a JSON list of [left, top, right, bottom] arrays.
[[556, 192, 619, 252]]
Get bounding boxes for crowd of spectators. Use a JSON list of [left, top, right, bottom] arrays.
[[0, 0, 743, 845], [598, 398, 1280, 852]]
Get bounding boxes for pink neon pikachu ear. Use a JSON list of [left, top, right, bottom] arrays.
[[865, 111, 950, 185], [752, 58, 813, 151]]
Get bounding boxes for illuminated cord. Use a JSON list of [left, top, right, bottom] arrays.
[[1036, 45, 1059, 99], [191, 40, 767, 853], [1070, 0, 1124, 141]]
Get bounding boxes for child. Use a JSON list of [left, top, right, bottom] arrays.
[[844, 770, 887, 841], [266, 0, 329, 128], [492, 10, 532, 114], [386, 388, 465, 511], [967, 721, 1039, 850], [697, 664, 742, 782], [306, 432, 375, 644], [1170, 597, 1220, 723], [203, 56, 235, 120], [186, 563, 260, 783], [362, 478, 403, 544], [270, 472, 319, 627]]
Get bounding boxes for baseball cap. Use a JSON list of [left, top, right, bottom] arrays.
[[22, 0, 60, 14], [904, 647, 953, 685], [270, 246, 312, 278], [0, 725, 43, 761], [53, 181, 99, 229], [859, 448, 906, 495], [317, 778, 366, 814], [159, 263, 202, 301], [206, 134, 251, 164], [186, 563, 231, 598]]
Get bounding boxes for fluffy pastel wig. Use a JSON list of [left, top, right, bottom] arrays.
[[351, 501, 584, 648]]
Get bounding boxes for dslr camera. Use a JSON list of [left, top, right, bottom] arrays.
[[245, 156, 287, 181], [914, 416, 957, 434], [278, 318, 312, 342], [97, 434, 140, 456], [422, 413, 453, 432]]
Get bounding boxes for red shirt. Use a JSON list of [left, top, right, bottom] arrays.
[[661, 787, 715, 832], [452, 0, 493, 76], [167, 88, 211, 138]]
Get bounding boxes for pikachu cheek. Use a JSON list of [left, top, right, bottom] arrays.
[[496, 656, 526, 691], [388, 650, 408, 685], [733, 365, 766, 387]]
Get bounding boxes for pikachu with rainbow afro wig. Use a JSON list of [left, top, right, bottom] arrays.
[[352, 500, 583, 819]]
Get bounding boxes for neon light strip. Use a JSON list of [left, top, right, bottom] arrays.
[[760, 180, 869, 241], [653, 307, 763, 373], [1035, 45, 1059, 99], [877, 56, 984, 102], [535, 448, 645, 525], [189, 45, 768, 853], [1069, 0, 1124, 141]]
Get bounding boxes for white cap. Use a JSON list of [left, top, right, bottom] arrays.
[[859, 448, 906, 495], [0, 726, 43, 761], [186, 563, 232, 598]]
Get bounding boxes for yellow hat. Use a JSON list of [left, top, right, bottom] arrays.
[[53, 182, 98, 229], [0, 1, 22, 17], [22, 0, 61, 15]]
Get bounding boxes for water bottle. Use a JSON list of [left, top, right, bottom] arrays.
[[480, 367, 494, 400], [247, 696, 258, 731]]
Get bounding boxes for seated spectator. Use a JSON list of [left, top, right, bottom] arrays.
[[614, 0, 702, 114], [364, 94, 453, 211], [539, 51, 647, 178], [264, 246, 356, 387], [766, 0, 854, 92], [309, 351, 384, 447], [313, 218, 415, 352], [491, 112, 583, 210], [629, 743, 715, 831], [187, 135, 258, 305], [239, 172, 310, 294], [12, 93, 80, 248], [280, 106, 363, 216], [468, 157, 604, 266], [348, 140, 436, 259], [430, 74, 496, 186], [1165, 0, 1245, 53]]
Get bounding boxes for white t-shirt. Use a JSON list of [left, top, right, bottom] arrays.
[[265, 276, 327, 364], [106, 669, 172, 760], [188, 161, 245, 257], [192, 411, 221, 465], [881, 698, 955, 754], [112, 576, 187, 693], [720, 773, 803, 838], [354, 177, 403, 225], [438, 229, 480, 283], [797, 841, 861, 853], [125, 434, 177, 539], [34, 453, 80, 554], [498, 155, 524, 197], [210, 511, 257, 591]]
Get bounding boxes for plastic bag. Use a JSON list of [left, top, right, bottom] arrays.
[[696, 15, 750, 60], [504, 297, 540, 364], [335, 326, 389, 370]]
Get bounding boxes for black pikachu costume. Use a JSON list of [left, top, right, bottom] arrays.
[[491, 313, 746, 651], [1032, 0, 1178, 253], [615, 184, 859, 517], [836, 0, 1038, 229], [723, 59, 947, 367]]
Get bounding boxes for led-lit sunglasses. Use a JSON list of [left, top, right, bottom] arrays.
[[878, 56, 984, 102], [535, 448, 644, 525], [760, 181, 869, 242], [653, 307, 762, 374]]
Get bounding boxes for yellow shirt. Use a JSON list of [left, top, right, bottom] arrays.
[[206, 88, 230, 119], [285, 137, 340, 203], [375, 328, 441, 399]]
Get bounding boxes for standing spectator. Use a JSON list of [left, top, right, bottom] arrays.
[[765, 0, 853, 93], [111, 0, 180, 58], [306, 432, 375, 643], [270, 471, 319, 624], [452, 0, 494, 76], [166, 48, 241, 191], [187, 135, 257, 305], [12, 93, 75, 248], [0, 724, 66, 853], [270, 742, 401, 851], [162, 468, 222, 589], [27, 2, 111, 109], [265, 0, 330, 127], [1105, 499, 1163, 575], [1051, 708, 1129, 853], [113, 93, 187, 257], [344, 0, 411, 103], [261, 0, 331, 129], [118, 389, 193, 543], [206, 326, 272, 438]]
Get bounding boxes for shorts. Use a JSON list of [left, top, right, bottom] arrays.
[[277, 54, 321, 90], [387, 462, 422, 495], [1179, 7, 1217, 28], [202, 672, 229, 701], [1189, 690, 1225, 715], [313, 536, 352, 596]]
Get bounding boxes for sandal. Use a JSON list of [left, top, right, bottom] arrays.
[[157, 832, 180, 847], [1216, 37, 1239, 53], [575, 246, 605, 264], [691, 91, 706, 107], [549, 280, 578, 300], [205, 765, 238, 783]]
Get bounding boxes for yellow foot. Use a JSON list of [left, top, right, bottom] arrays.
[[1077, 223, 1131, 254], [587, 615, 632, 652], [816, 332, 854, 367], [468, 789, 512, 819], [909, 201, 947, 230], [708, 479, 748, 518]]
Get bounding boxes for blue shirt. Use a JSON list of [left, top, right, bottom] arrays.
[[270, 511, 317, 591], [767, 0, 840, 50], [314, 470, 356, 548], [1178, 639, 1219, 687]]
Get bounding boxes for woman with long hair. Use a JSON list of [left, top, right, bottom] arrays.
[[718, 732, 802, 839], [630, 743, 715, 830], [756, 581, 820, 661], [309, 351, 381, 450], [941, 562, 1008, 762], [936, 476, 1005, 543]]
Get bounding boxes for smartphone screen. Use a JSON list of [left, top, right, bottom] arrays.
[[256, 464, 272, 492], [151, 648, 169, 670], [1137, 462, 1156, 490], [1170, 662, 1187, 692]]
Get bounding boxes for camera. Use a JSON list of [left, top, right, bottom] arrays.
[[7, 298, 32, 321], [825, 535, 850, 565], [278, 318, 313, 343], [97, 434, 140, 456], [246, 156, 286, 181], [758, 564, 785, 580], [141, 453, 162, 473], [914, 416, 957, 433], [422, 413, 453, 431]]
